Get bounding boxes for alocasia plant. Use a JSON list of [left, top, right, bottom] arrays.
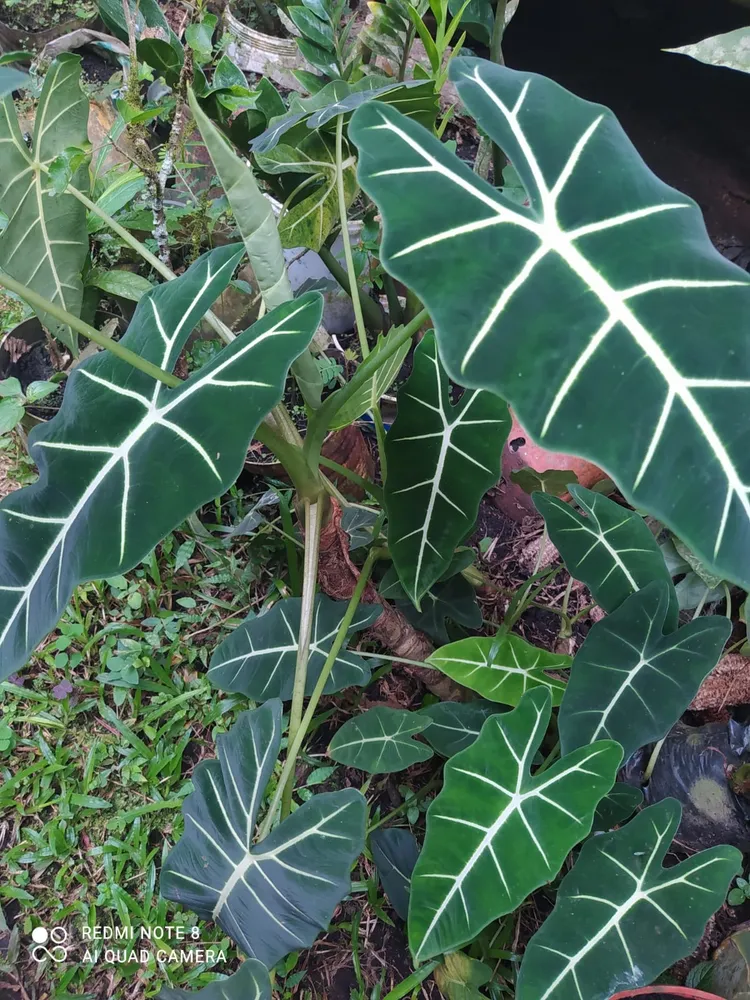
[[1, 47, 743, 1000], [350, 58, 750, 591]]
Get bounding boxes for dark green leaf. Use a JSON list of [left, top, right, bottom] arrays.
[[385, 330, 509, 605], [0, 68, 28, 97], [420, 699, 502, 757], [137, 38, 183, 80], [370, 827, 419, 920], [212, 54, 248, 91], [381, 565, 482, 644], [161, 700, 366, 967], [534, 486, 678, 629], [559, 581, 729, 760], [207, 595, 381, 700], [351, 56, 750, 592], [592, 783, 643, 832], [329, 707, 433, 773], [517, 800, 741, 1000], [341, 506, 379, 550], [0, 247, 323, 679], [288, 6, 335, 49], [428, 633, 569, 706], [409, 688, 622, 961]]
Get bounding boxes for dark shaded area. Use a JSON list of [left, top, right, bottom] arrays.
[[504, 0, 750, 251]]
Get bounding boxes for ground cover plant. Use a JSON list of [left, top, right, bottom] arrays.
[[2, 2, 750, 998]]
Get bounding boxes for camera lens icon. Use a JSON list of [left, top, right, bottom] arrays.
[[30, 926, 68, 962]]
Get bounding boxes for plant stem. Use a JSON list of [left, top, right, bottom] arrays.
[[382, 273, 404, 327], [336, 114, 369, 360], [0, 271, 181, 387], [367, 774, 441, 834], [398, 23, 416, 82], [256, 420, 322, 501], [259, 547, 380, 837], [281, 498, 323, 820], [305, 308, 428, 463], [319, 456, 385, 505], [318, 244, 384, 332], [489, 0, 508, 186], [62, 180, 235, 345]]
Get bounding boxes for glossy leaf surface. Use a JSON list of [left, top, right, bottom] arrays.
[[370, 827, 419, 920], [0, 247, 322, 678], [351, 57, 750, 590], [517, 800, 740, 1000], [420, 700, 502, 757], [161, 700, 365, 967], [385, 330, 509, 604], [329, 706, 433, 773], [428, 633, 569, 706], [534, 485, 678, 629], [0, 54, 88, 350], [207, 595, 381, 700], [559, 582, 729, 760], [409, 689, 621, 961]]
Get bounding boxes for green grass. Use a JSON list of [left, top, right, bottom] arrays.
[[0, 484, 300, 996]]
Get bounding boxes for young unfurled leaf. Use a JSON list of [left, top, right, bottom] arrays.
[[161, 700, 366, 968], [0, 247, 323, 680], [0, 54, 89, 351], [329, 326, 411, 430], [428, 633, 569, 707], [189, 91, 324, 409], [559, 581, 729, 760], [517, 800, 741, 1000], [351, 57, 750, 593], [409, 688, 621, 962], [370, 827, 419, 920], [385, 331, 509, 605], [329, 706, 433, 773], [207, 595, 381, 700], [420, 700, 502, 757], [157, 959, 271, 998], [534, 485, 678, 629]]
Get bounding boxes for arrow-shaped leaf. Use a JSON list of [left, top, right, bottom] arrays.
[[157, 960, 271, 999], [534, 485, 678, 629], [428, 633, 569, 706], [351, 57, 750, 591], [420, 700, 502, 757], [409, 688, 622, 962], [370, 827, 419, 920], [517, 799, 741, 1000], [329, 706, 434, 773], [0, 246, 322, 679], [385, 330, 509, 605], [207, 595, 382, 700], [0, 54, 88, 350], [559, 581, 729, 760], [379, 555, 482, 644], [161, 700, 365, 968], [592, 783, 643, 833]]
